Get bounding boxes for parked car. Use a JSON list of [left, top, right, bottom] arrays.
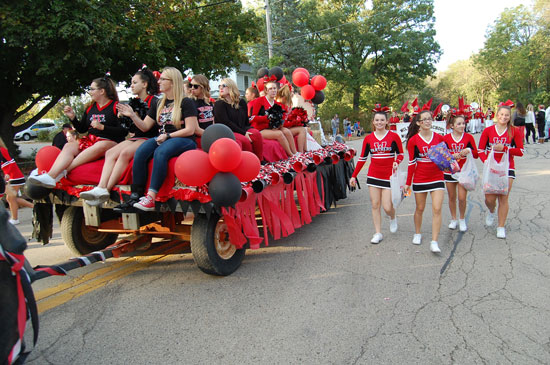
[[14, 120, 58, 141]]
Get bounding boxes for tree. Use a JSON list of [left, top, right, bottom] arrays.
[[301, 0, 440, 112], [0, 0, 259, 155]]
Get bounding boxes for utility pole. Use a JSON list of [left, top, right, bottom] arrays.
[[265, 0, 273, 60]]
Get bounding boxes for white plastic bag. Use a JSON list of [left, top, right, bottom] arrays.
[[390, 163, 408, 208], [482, 149, 509, 195], [453, 153, 479, 191]]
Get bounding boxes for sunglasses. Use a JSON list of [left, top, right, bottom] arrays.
[[190, 84, 201, 89], [159, 77, 171, 81], [219, 84, 227, 88]]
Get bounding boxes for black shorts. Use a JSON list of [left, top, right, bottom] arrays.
[[444, 173, 457, 183], [509, 169, 515, 179], [366, 177, 390, 189], [412, 181, 445, 193]]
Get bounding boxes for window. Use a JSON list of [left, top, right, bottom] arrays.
[[244, 75, 249, 88]]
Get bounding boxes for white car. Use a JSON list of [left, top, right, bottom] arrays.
[[14, 120, 58, 141]]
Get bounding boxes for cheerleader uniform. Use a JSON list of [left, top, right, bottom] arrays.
[[1, 147, 25, 187], [351, 131, 404, 188], [389, 116, 400, 131], [442, 132, 478, 182], [71, 100, 127, 149], [478, 125, 524, 179], [406, 132, 445, 192], [248, 96, 284, 131]]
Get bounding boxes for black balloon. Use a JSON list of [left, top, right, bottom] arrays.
[[257, 67, 269, 79], [311, 90, 325, 104], [269, 66, 284, 81], [25, 181, 51, 200], [201, 124, 236, 153], [209, 172, 242, 207]]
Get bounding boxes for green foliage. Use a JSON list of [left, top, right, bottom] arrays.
[[0, 0, 260, 155]]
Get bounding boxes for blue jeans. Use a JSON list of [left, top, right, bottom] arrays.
[[545, 120, 550, 139], [132, 137, 196, 193], [332, 127, 337, 137]]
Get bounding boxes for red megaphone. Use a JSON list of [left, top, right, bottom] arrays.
[[331, 154, 340, 164], [313, 154, 323, 164], [240, 186, 254, 202], [269, 172, 281, 185], [292, 160, 305, 172], [344, 151, 352, 161]]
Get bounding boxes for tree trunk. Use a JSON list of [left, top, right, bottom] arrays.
[[0, 109, 19, 158], [352, 86, 360, 112]]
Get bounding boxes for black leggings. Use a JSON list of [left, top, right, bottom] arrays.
[[525, 123, 536, 142], [537, 123, 546, 139]]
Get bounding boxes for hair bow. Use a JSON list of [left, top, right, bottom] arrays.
[[372, 104, 390, 113], [498, 99, 515, 108]]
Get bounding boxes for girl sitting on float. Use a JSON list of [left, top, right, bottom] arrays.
[[30, 75, 127, 188], [276, 84, 307, 152], [80, 67, 159, 205], [248, 80, 297, 157]]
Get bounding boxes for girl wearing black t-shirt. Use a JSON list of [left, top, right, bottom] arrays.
[[118, 67, 198, 211], [80, 68, 159, 204], [190, 74, 214, 148], [214, 78, 263, 160], [30, 76, 127, 188]]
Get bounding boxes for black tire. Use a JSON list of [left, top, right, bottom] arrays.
[[61, 206, 118, 255], [190, 212, 246, 276], [23, 133, 31, 141]]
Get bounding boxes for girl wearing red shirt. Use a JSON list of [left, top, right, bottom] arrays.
[[478, 104, 524, 239], [350, 110, 404, 244], [443, 114, 478, 232], [404, 110, 445, 253], [1, 138, 33, 224]]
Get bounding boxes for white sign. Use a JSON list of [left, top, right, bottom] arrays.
[[396, 121, 447, 141]]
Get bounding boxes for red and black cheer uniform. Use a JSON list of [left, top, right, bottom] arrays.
[[128, 95, 159, 140], [406, 132, 445, 192], [1, 147, 25, 187], [442, 132, 478, 182], [248, 96, 284, 131], [71, 100, 127, 148], [478, 125, 524, 179], [389, 116, 400, 131], [351, 131, 404, 189]]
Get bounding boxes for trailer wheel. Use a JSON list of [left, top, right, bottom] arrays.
[[190, 212, 245, 276], [61, 206, 118, 255]]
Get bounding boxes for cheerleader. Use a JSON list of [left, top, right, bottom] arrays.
[[349, 106, 404, 244], [81, 67, 159, 205], [403, 110, 445, 253], [30, 74, 127, 188], [1, 138, 33, 224], [277, 84, 307, 152], [443, 112, 478, 232], [478, 102, 524, 239]]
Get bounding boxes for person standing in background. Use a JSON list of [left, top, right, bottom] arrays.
[[545, 104, 550, 141], [536, 105, 546, 144], [52, 123, 72, 150], [524, 104, 537, 144], [331, 114, 340, 139]]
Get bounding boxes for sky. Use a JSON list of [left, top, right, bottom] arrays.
[[434, 0, 528, 71]]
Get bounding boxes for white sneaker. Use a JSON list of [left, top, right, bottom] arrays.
[[459, 219, 467, 232], [8, 219, 20, 225], [28, 173, 57, 188], [485, 211, 496, 226], [370, 233, 383, 244], [430, 241, 441, 253], [389, 218, 398, 233], [496, 227, 506, 239], [448, 220, 457, 230], [412, 234, 422, 245], [80, 187, 110, 201], [85, 199, 103, 207]]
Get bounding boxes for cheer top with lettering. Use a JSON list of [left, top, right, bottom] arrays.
[[194, 98, 214, 130], [71, 100, 127, 143], [1, 147, 25, 186], [406, 132, 445, 185], [478, 125, 524, 170], [146, 97, 198, 140], [442, 132, 478, 169], [351, 131, 404, 181]]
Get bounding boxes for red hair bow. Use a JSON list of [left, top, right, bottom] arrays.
[[419, 98, 433, 112], [498, 99, 515, 108], [372, 104, 390, 113], [400, 100, 409, 113]]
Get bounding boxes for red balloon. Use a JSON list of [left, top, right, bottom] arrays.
[[292, 68, 310, 79], [175, 150, 217, 186], [231, 151, 261, 182], [256, 78, 265, 92], [209, 138, 242, 172], [36, 146, 61, 174], [311, 75, 327, 91], [292, 71, 309, 88], [301, 85, 316, 100]]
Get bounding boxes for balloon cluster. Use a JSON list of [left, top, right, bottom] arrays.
[[291, 68, 327, 104], [175, 124, 261, 207]]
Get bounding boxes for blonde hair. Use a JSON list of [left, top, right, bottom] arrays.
[[157, 67, 184, 129], [191, 74, 211, 105], [276, 84, 292, 108], [220, 78, 241, 109]]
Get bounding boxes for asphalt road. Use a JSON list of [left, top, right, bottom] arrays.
[[13, 138, 550, 364]]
